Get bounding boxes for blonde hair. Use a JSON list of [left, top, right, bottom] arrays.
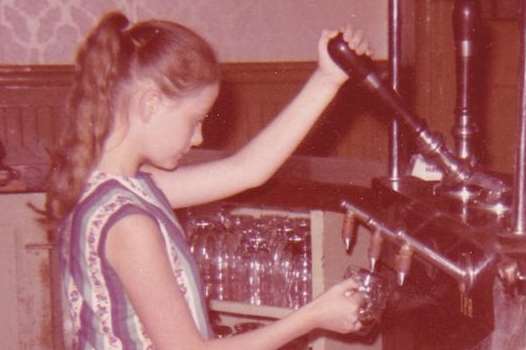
[[44, 12, 219, 231]]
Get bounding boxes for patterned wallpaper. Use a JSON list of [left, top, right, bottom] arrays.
[[0, 0, 388, 64]]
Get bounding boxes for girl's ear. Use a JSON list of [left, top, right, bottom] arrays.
[[137, 88, 161, 123]]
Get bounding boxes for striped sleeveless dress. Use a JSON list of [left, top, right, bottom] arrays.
[[60, 170, 213, 349]]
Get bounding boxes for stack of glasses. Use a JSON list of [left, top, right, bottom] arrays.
[[185, 209, 312, 309]]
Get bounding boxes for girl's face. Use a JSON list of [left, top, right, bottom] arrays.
[[143, 83, 219, 170]]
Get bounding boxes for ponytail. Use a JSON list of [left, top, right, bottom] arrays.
[[45, 12, 132, 230]]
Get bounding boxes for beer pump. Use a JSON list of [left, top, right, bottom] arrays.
[[329, 0, 526, 348]]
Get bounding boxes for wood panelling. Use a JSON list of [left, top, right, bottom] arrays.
[[481, 20, 521, 172], [0, 65, 74, 190], [414, 0, 456, 145]]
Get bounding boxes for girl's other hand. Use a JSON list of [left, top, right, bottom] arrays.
[[305, 277, 365, 334], [317, 25, 372, 87]]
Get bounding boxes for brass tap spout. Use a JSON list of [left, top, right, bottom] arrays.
[[395, 244, 413, 286], [368, 228, 384, 272]]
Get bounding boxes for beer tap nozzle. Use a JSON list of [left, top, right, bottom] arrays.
[[368, 228, 384, 272], [395, 244, 413, 286], [341, 210, 356, 253]]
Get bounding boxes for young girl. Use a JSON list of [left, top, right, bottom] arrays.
[[45, 11, 371, 350]]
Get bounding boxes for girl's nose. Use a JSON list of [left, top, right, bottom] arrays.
[[191, 123, 203, 146]]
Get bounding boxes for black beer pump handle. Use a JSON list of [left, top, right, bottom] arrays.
[[326, 30, 509, 196], [327, 32, 425, 133], [327, 32, 373, 81], [326, 32, 473, 185]]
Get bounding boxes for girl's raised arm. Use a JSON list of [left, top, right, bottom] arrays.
[[149, 27, 370, 208]]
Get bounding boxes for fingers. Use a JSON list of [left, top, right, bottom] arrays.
[[339, 306, 363, 333], [326, 24, 372, 57], [323, 29, 341, 40], [350, 320, 363, 333], [316, 24, 372, 89], [341, 279, 366, 333], [344, 285, 365, 307], [346, 28, 369, 56], [319, 29, 340, 50], [340, 276, 360, 290], [340, 277, 365, 302], [343, 312, 363, 333], [311, 279, 366, 334], [345, 29, 364, 49]]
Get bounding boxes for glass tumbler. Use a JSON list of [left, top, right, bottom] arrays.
[[343, 265, 392, 334]]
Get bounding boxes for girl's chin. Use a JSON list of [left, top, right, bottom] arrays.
[[161, 160, 180, 171], [147, 158, 181, 172]]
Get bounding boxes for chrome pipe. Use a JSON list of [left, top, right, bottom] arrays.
[[511, 0, 526, 236], [452, 0, 480, 165], [388, 0, 404, 180], [340, 199, 499, 291], [341, 200, 467, 284]]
